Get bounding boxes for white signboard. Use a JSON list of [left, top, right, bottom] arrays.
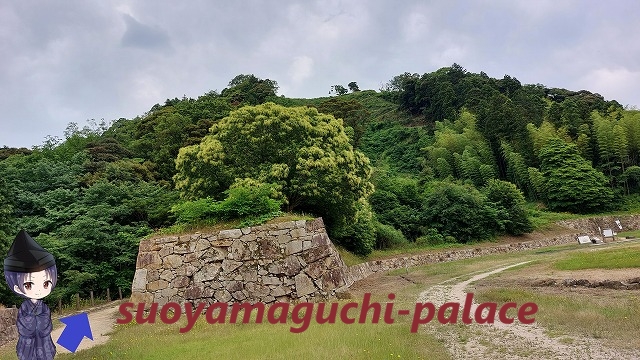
[[577, 235, 592, 244], [603, 228, 615, 238], [615, 220, 622, 230]]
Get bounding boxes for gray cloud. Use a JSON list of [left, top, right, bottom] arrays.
[[121, 14, 171, 50], [1, 0, 639, 148]]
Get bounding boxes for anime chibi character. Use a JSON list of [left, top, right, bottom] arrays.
[[4, 230, 57, 360]]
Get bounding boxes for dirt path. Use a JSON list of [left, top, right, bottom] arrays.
[[53, 303, 120, 354], [416, 262, 640, 360]]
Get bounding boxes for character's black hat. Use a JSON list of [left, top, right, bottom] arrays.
[[3, 230, 56, 272]]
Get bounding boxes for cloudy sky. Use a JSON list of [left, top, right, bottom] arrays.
[[1, 0, 639, 148]]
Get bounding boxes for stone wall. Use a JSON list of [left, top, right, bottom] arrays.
[[346, 234, 579, 283], [0, 307, 18, 347], [131, 218, 352, 306], [557, 214, 640, 236], [131, 214, 640, 305], [347, 214, 640, 283]]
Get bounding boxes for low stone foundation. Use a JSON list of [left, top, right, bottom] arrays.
[[0, 307, 18, 347], [131, 218, 352, 306], [533, 278, 640, 290], [557, 214, 640, 235], [346, 233, 581, 283]]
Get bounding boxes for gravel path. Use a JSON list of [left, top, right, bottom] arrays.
[[416, 262, 640, 360]]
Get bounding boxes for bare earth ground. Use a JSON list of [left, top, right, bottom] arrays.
[[416, 262, 640, 360], [52, 303, 121, 354]]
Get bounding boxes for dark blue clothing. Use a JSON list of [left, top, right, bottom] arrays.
[[16, 299, 56, 360]]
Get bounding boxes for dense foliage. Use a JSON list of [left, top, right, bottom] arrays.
[[0, 67, 637, 306], [174, 102, 375, 255]]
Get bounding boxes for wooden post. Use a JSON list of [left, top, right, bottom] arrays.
[[76, 294, 80, 310], [106, 288, 110, 301], [90, 290, 94, 307], [58, 298, 62, 314], [118, 287, 122, 300]]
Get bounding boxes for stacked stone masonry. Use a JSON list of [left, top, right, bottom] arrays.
[[131, 218, 353, 306], [348, 214, 640, 283], [130, 215, 640, 306], [0, 308, 18, 347]]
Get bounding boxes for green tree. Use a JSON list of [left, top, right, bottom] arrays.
[[330, 85, 348, 96], [483, 179, 532, 235], [421, 181, 500, 243], [537, 138, 613, 213], [174, 102, 375, 254], [316, 98, 370, 148], [222, 74, 279, 105], [348, 82, 360, 92]]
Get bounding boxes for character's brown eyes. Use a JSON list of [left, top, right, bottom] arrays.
[[43, 280, 52, 289], [23, 282, 33, 291]]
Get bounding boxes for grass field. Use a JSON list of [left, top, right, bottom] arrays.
[[2, 238, 639, 359]]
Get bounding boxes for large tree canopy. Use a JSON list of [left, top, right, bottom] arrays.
[[537, 137, 613, 213], [174, 102, 375, 254]]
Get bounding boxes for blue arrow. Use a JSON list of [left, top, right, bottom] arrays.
[[57, 312, 93, 353]]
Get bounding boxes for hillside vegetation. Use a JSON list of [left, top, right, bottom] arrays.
[[1, 67, 638, 307]]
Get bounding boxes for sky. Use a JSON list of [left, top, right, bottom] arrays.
[[1, 0, 639, 148]]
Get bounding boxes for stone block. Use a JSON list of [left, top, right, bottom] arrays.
[[184, 286, 204, 300], [320, 268, 346, 289], [285, 240, 303, 255], [295, 273, 316, 297], [305, 260, 327, 280], [137, 252, 162, 269], [290, 227, 306, 238], [163, 254, 183, 268], [282, 255, 303, 277], [172, 276, 190, 288], [131, 269, 148, 292], [300, 245, 331, 264], [241, 268, 258, 282], [312, 233, 329, 247], [268, 262, 284, 274], [195, 239, 210, 252], [147, 279, 168, 292], [221, 259, 242, 274], [193, 263, 221, 283], [232, 290, 247, 301], [219, 229, 243, 239], [215, 289, 232, 303], [147, 269, 160, 282], [276, 234, 291, 244], [204, 247, 227, 263], [138, 239, 152, 252], [271, 285, 291, 297], [130, 292, 154, 307], [259, 238, 281, 258], [263, 276, 281, 285], [211, 240, 233, 247], [230, 240, 247, 260], [226, 281, 244, 293], [174, 242, 191, 254]]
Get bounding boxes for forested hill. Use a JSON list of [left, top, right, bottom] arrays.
[[1, 67, 638, 307]]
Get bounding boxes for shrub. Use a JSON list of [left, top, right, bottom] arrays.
[[374, 222, 408, 249], [171, 198, 216, 223], [421, 181, 500, 243], [483, 179, 533, 235], [213, 179, 283, 220]]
